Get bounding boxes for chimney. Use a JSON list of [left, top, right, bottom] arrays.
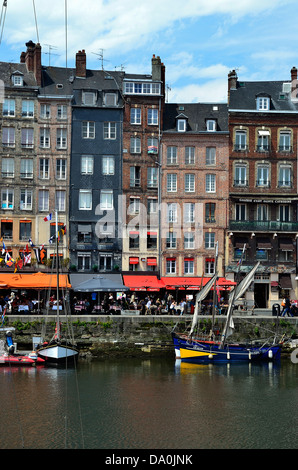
[[33, 43, 42, 86], [152, 54, 162, 81], [25, 40, 35, 72], [291, 66, 297, 98], [76, 50, 86, 78], [228, 69, 238, 104], [20, 51, 26, 63]]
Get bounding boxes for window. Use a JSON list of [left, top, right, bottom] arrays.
[[257, 97, 270, 110], [102, 156, 115, 175], [206, 147, 216, 165], [167, 203, 178, 223], [79, 190, 92, 210], [234, 165, 247, 186], [82, 121, 95, 139], [12, 74, 23, 86], [56, 159, 66, 180], [279, 205, 290, 222], [20, 189, 32, 210], [167, 174, 177, 192], [81, 155, 94, 174], [166, 258, 176, 274], [38, 190, 49, 211], [148, 137, 158, 154], [205, 203, 216, 223], [21, 128, 34, 148], [1, 220, 12, 238], [130, 137, 141, 153], [130, 108, 141, 124], [147, 198, 157, 214], [3, 99, 15, 116], [185, 147, 195, 165], [166, 232, 177, 249], [1, 188, 14, 209], [129, 231, 140, 249], [256, 165, 269, 187], [177, 119, 186, 132], [167, 146, 177, 165], [104, 93, 117, 106], [205, 232, 215, 249], [185, 173, 195, 192], [99, 255, 113, 271], [55, 190, 66, 212], [20, 159, 33, 178], [147, 232, 157, 249], [19, 221, 32, 240], [2, 127, 15, 147], [22, 100, 34, 117], [124, 82, 161, 95], [78, 252, 91, 271], [130, 167, 141, 187], [39, 128, 50, 148], [57, 105, 67, 119], [206, 174, 216, 192], [279, 165, 291, 187], [184, 233, 195, 249], [103, 122, 116, 140], [206, 119, 216, 131], [39, 158, 49, 179], [235, 130, 247, 151], [184, 259, 194, 274], [82, 91, 96, 105], [100, 190, 113, 210], [235, 203, 246, 221], [279, 131, 291, 151], [147, 108, 158, 125], [184, 203, 195, 223], [1, 158, 14, 177], [257, 204, 268, 221], [40, 104, 50, 119], [78, 225, 92, 243], [205, 258, 215, 275], [129, 197, 140, 214], [56, 128, 67, 149], [257, 130, 270, 151], [147, 167, 158, 188]]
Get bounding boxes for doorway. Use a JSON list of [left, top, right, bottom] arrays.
[[254, 283, 269, 308]]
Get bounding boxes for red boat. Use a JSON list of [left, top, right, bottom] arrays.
[[0, 352, 45, 366]]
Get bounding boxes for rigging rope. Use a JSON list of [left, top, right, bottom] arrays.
[[0, 0, 7, 46], [32, 0, 39, 43]]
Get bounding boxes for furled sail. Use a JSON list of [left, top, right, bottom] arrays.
[[189, 272, 218, 336]]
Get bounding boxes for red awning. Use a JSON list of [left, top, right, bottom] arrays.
[[129, 257, 139, 265], [123, 275, 165, 291], [147, 257, 157, 266], [161, 277, 236, 290]]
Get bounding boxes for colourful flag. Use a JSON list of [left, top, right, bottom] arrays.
[[43, 213, 52, 222], [29, 238, 34, 247]]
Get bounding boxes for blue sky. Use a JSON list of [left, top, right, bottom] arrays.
[[0, 0, 297, 103]]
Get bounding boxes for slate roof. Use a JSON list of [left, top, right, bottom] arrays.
[[0, 61, 37, 88], [163, 103, 228, 133], [229, 80, 298, 112]]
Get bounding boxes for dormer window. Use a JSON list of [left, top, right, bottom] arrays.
[[11, 72, 23, 87], [177, 119, 186, 132], [82, 91, 96, 106], [256, 96, 270, 111], [206, 119, 216, 132]]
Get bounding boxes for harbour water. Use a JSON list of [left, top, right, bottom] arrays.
[[0, 356, 297, 450]]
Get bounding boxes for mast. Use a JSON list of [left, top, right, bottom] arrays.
[[210, 241, 219, 333], [55, 210, 60, 340]]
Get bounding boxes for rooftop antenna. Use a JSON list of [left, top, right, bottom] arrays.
[[91, 49, 109, 70], [43, 44, 59, 66], [114, 62, 126, 72]]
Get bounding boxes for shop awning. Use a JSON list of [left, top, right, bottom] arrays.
[[161, 277, 236, 290], [0, 272, 71, 289], [280, 243, 294, 251], [279, 275, 292, 290], [123, 275, 165, 291], [147, 257, 157, 266], [129, 257, 139, 265], [70, 273, 124, 290]]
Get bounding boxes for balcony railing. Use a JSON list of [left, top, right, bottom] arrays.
[[229, 220, 298, 231], [234, 179, 248, 187]]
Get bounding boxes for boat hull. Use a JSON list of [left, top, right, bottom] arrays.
[[172, 333, 281, 363], [0, 354, 45, 366], [36, 343, 79, 364]]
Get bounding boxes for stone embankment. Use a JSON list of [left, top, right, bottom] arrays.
[[4, 314, 298, 359]]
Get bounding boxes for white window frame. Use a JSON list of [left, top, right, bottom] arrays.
[[102, 156, 115, 175], [185, 146, 195, 165], [234, 165, 247, 186], [21, 128, 34, 148], [57, 105, 67, 120], [56, 128, 67, 149], [147, 108, 158, 125], [1, 188, 14, 209], [38, 189, 49, 212], [177, 119, 186, 132], [206, 174, 216, 193], [167, 174, 177, 192], [81, 155, 94, 175], [206, 147, 216, 165], [55, 190, 66, 212], [3, 99, 15, 117], [82, 121, 95, 139], [20, 158, 33, 178], [184, 259, 194, 274], [39, 158, 49, 179], [184, 233, 195, 249], [39, 127, 50, 148], [166, 259, 176, 274], [185, 173, 195, 192], [166, 232, 177, 249], [100, 190, 113, 210], [167, 203, 178, 223], [205, 232, 215, 249], [56, 159, 66, 180], [103, 122, 116, 140], [147, 167, 158, 188], [206, 119, 216, 132], [2, 157, 14, 178], [40, 104, 51, 119], [2, 127, 15, 147], [78, 252, 91, 271], [279, 165, 291, 187], [20, 189, 32, 210], [130, 136, 141, 154], [257, 97, 270, 110], [22, 100, 34, 118], [130, 108, 141, 125], [167, 146, 177, 165], [79, 189, 92, 210]]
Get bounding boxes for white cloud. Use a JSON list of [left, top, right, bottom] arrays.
[[168, 79, 228, 103]]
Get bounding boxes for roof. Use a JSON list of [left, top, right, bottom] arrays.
[[229, 80, 298, 112], [0, 61, 37, 88], [163, 103, 228, 133]]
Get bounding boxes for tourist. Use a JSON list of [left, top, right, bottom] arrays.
[[281, 297, 293, 317]]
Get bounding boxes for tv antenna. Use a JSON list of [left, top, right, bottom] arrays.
[[43, 44, 59, 66], [91, 49, 109, 70]]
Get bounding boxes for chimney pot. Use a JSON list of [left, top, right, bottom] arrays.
[[76, 49, 86, 78]]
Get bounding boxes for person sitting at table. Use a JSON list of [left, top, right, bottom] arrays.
[[84, 298, 90, 313], [169, 301, 177, 315]]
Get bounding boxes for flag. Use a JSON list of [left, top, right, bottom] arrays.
[[23, 252, 31, 266], [40, 248, 46, 264], [33, 247, 40, 263], [1, 305, 6, 327], [5, 252, 14, 267], [1, 241, 5, 255], [43, 213, 52, 222], [29, 238, 34, 247], [49, 235, 54, 244]]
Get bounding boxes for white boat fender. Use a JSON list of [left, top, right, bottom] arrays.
[[268, 350, 273, 359], [227, 352, 230, 360], [29, 352, 38, 360], [248, 351, 252, 360], [208, 354, 213, 359]]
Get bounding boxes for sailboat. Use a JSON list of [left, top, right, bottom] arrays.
[[36, 212, 79, 364], [172, 245, 282, 363]]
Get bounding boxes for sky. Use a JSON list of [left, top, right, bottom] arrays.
[[0, 0, 297, 103]]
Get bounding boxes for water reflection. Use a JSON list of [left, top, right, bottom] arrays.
[[0, 357, 297, 449]]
